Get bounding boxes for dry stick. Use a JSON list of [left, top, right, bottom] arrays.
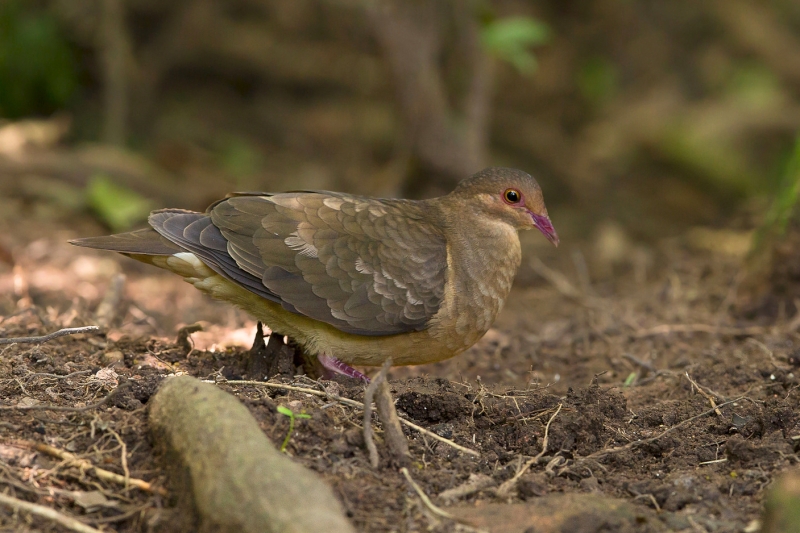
[[205, 379, 481, 457], [685, 373, 722, 416], [497, 403, 562, 498], [632, 493, 662, 513], [17, 440, 167, 497], [363, 359, 392, 469], [579, 397, 746, 462], [621, 353, 658, 374], [531, 258, 607, 313], [94, 273, 126, 328], [23, 370, 93, 381], [0, 491, 102, 533], [437, 474, 494, 503], [0, 326, 100, 345], [375, 376, 411, 465], [400, 467, 457, 521], [0, 382, 129, 412], [107, 428, 130, 488], [531, 258, 589, 303], [632, 324, 765, 339]]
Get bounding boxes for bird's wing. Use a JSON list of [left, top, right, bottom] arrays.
[[154, 193, 448, 336], [214, 193, 447, 335]]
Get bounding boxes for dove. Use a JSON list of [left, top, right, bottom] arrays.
[[72, 167, 558, 380]]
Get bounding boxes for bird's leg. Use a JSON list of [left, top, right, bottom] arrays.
[[317, 354, 370, 383]]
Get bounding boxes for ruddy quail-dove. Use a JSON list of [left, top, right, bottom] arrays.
[[72, 167, 558, 380]]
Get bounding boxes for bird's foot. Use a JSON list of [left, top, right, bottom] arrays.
[[317, 354, 370, 383]]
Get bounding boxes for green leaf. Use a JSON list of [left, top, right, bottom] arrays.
[[277, 405, 293, 417], [752, 135, 800, 252], [481, 17, 551, 75], [296, 413, 312, 419], [85, 175, 152, 232]]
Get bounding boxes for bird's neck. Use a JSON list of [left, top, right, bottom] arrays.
[[430, 208, 522, 350], [448, 217, 522, 296]]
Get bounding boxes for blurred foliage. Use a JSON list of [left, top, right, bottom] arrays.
[[218, 136, 263, 185], [578, 57, 618, 109], [0, 0, 797, 241], [481, 17, 550, 74], [86, 175, 152, 232], [726, 64, 784, 110], [660, 124, 760, 201], [753, 135, 800, 251], [0, 1, 78, 118]]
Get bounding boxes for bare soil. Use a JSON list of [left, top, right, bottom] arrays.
[[1, 208, 799, 532]]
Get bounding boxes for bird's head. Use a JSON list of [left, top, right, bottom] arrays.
[[450, 167, 559, 246]]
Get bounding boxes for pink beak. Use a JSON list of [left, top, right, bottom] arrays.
[[531, 213, 559, 247]]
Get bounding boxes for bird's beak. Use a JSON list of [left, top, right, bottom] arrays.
[[531, 213, 559, 247]]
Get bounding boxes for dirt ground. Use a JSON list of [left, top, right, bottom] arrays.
[[1, 204, 799, 532]]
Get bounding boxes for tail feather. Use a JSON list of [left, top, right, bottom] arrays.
[[70, 228, 181, 256]]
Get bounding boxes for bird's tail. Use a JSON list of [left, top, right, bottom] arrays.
[[70, 228, 180, 255], [70, 223, 221, 280], [69, 228, 183, 266]]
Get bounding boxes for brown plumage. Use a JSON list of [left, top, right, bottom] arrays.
[[71, 167, 558, 379]]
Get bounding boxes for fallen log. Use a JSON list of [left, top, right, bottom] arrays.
[[148, 375, 354, 533]]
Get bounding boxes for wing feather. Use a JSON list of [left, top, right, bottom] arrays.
[[210, 192, 447, 335]]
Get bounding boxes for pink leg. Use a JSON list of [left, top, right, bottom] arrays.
[[317, 354, 370, 382]]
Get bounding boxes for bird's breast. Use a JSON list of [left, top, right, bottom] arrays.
[[429, 222, 522, 351]]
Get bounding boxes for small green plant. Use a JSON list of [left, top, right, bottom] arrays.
[[623, 372, 637, 387], [756, 135, 800, 246], [276, 405, 311, 453]]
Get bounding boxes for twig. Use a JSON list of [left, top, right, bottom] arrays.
[[84, 504, 153, 525], [622, 353, 658, 374], [531, 258, 584, 301], [579, 397, 746, 462], [205, 379, 481, 457], [0, 326, 99, 345], [685, 373, 722, 416], [375, 372, 410, 466], [632, 493, 662, 513], [401, 467, 457, 521], [397, 414, 479, 457], [0, 491, 102, 533], [632, 324, 765, 339], [497, 403, 562, 497], [107, 428, 130, 488], [22, 370, 93, 381], [363, 359, 392, 469], [699, 458, 728, 465], [0, 382, 128, 412], [531, 258, 605, 310], [95, 273, 126, 328], [16, 440, 167, 497], [438, 474, 494, 503], [747, 338, 788, 369]]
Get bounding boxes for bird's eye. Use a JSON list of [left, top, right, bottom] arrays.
[[503, 189, 521, 204]]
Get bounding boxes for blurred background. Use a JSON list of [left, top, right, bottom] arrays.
[[1, 0, 800, 340], [2, 0, 799, 226]]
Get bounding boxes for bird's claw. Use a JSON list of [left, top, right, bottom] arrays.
[[317, 354, 370, 383]]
